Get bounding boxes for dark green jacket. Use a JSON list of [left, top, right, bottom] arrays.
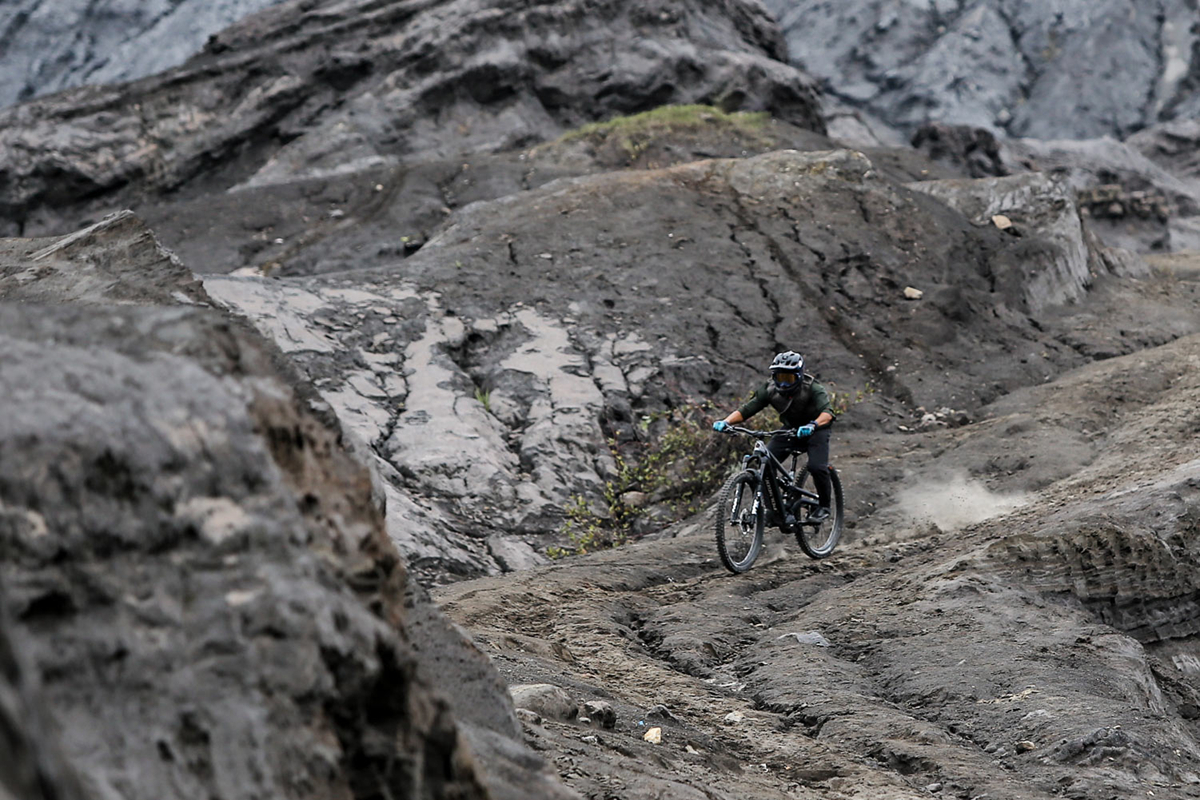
[[738, 376, 835, 429]]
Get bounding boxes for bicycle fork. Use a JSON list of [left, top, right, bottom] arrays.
[[728, 475, 766, 526]]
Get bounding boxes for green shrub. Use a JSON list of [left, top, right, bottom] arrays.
[[549, 400, 745, 557]]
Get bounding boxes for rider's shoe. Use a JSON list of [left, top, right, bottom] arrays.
[[807, 507, 830, 524]]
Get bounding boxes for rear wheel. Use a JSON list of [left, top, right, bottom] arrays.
[[794, 466, 844, 559], [715, 471, 764, 574]]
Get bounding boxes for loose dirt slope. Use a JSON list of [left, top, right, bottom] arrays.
[[436, 330, 1200, 799]]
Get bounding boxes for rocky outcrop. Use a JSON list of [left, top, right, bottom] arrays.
[[0, 0, 286, 108], [1128, 118, 1200, 181], [908, 121, 1200, 253], [1012, 138, 1200, 254], [908, 172, 1145, 311], [0, 0, 824, 234], [765, 0, 1200, 141], [0, 212, 575, 800]]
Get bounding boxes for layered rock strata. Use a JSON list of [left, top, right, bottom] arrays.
[[0, 0, 824, 236]]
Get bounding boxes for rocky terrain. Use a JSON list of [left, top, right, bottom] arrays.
[[3, 0, 1200, 799], [436, 325, 1200, 797], [761, 1, 1200, 256]]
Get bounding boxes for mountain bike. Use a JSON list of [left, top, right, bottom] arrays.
[[713, 426, 844, 573]]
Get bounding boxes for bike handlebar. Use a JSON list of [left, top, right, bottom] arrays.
[[721, 426, 794, 439]]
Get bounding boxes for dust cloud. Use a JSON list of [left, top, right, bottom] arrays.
[[895, 473, 1030, 529]]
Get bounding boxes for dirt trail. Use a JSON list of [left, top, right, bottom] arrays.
[[436, 333, 1200, 800]]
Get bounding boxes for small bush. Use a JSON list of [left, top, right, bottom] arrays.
[[549, 400, 747, 557]]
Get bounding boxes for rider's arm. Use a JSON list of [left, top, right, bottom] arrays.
[[810, 382, 836, 428], [734, 383, 770, 423]]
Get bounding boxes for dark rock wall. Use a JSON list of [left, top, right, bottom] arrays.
[[0, 587, 88, 800]]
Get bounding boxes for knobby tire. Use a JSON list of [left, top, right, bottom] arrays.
[[715, 471, 764, 574], [794, 466, 844, 559]]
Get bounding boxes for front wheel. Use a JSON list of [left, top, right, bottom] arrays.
[[715, 471, 764, 574], [794, 466, 844, 559]]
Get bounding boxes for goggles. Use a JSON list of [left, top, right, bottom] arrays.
[[772, 371, 798, 385]]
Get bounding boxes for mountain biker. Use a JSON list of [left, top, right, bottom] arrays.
[[712, 351, 836, 524]]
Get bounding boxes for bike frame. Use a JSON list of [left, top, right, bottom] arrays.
[[727, 427, 820, 529]]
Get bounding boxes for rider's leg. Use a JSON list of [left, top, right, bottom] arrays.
[[804, 429, 833, 518], [768, 433, 803, 524], [766, 432, 797, 463]]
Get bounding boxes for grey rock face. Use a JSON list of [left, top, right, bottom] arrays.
[[0, 0, 287, 107], [765, 0, 1200, 140], [0, 0, 824, 226], [0, 212, 574, 800]]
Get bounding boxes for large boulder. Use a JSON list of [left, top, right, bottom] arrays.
[[0, 211, 576, 800], [908, 172, 1145, 311], [764, 0, 1200, 141]]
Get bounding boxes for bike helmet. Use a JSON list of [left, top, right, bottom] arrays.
[[769, 350, 805, 394]]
